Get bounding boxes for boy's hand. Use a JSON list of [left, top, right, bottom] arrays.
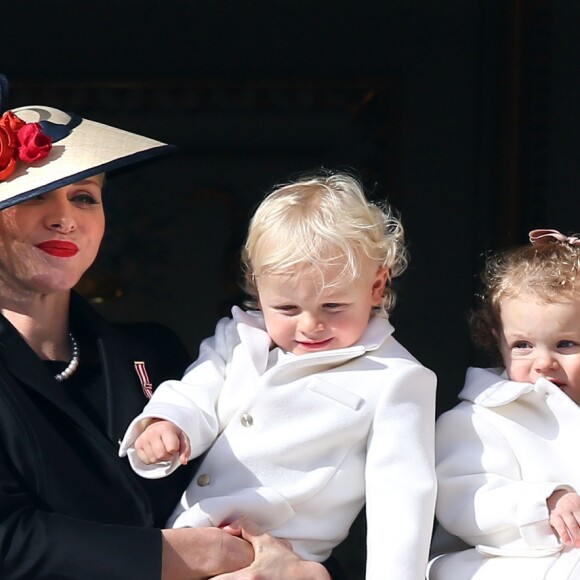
[[134, 419, 191, 466], [548, 490, 580, 547]]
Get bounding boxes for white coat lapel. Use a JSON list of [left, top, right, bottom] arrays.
[[232, 306, 273, 375]]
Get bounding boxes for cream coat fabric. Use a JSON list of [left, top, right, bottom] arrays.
[[430, 367, 580, 579], [120, 306, 437, 579]]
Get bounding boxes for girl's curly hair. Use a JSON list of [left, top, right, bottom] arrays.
[[470, 239, 580, 363]]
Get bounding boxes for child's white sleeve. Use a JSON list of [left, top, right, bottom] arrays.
[[365, 363, 437, 579], [118, 316, 236, 478], [435, 405, 565, 554]]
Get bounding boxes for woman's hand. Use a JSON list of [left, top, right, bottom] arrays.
[[548, 489, 580, 547], [161, 527, 253, 580], [213, 517, 332, 580]]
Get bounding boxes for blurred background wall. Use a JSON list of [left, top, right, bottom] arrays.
[[5, 0, 580, 575]]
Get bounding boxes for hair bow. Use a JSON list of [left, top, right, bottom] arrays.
[[529, 228, 580, 246]]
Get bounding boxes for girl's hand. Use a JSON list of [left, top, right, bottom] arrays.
[[548, 490, 580, 547], [134, 419, 191, 465], [214, 517, 331, 580]]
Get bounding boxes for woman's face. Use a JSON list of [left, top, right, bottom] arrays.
[[0, 175, 105, 297]]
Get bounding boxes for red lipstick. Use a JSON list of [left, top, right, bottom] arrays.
[[35, 240, 79, 258]]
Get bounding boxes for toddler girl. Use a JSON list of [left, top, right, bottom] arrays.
[[430, 229, 580, 579]]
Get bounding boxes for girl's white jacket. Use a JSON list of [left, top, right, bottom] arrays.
[[120, 306, 437, 579], [430, 367, 580, 579]]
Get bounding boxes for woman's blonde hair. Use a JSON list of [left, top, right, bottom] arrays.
[[241, 170, 407, 315], [470, 238, 580, 361]]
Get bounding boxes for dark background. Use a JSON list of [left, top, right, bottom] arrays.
[[5, 0, 580, 576]]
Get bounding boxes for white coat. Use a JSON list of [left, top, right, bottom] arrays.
[[120, 306, 437, 579], [430, 367, 580, 579]]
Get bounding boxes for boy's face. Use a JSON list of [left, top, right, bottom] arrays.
[[497, 295, 580, 404], [256, 259, 388, 356]]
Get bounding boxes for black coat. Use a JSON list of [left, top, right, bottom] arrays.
[[0, 293, 195, 579]]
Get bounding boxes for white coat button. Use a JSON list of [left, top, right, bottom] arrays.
[[240, 413, 254, 427], [197, 473, 210, 486]]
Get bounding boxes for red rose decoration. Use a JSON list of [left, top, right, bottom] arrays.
[[0, 111, 53, 181], [0, 111, 25, 147], [17, 123, 52, 163], [0, 125, 17, 180]]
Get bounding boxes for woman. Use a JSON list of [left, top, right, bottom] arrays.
[[0, 77, 338, 579]]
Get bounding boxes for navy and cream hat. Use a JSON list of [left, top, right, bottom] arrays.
[[0, 75, 173, 210]]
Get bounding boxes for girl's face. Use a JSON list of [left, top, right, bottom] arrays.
[[498, 294, 580, 404], [256, 259, 388, 356], [0, 175, 105, 298]]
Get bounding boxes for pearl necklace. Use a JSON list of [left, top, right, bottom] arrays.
[[54, 332, 80, 382]]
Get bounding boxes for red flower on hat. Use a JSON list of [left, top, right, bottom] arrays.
[[17, 123, 52, 163], [0, 111, 52, 181], [0, 111, 26, 137], [0, 113, 20, 180]]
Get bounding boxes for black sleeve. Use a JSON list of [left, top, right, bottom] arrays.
[[322, 555, 349, 580], [0, 444, 163, 580]]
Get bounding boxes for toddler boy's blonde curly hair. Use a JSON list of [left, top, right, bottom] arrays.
[[241, 170, 407, 316]]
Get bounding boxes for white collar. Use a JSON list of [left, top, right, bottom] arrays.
[[460, 367, 561, 407], [231, 305, 394, 374]]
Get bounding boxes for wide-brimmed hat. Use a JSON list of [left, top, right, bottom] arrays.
[[0, 75, 173, 210]]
